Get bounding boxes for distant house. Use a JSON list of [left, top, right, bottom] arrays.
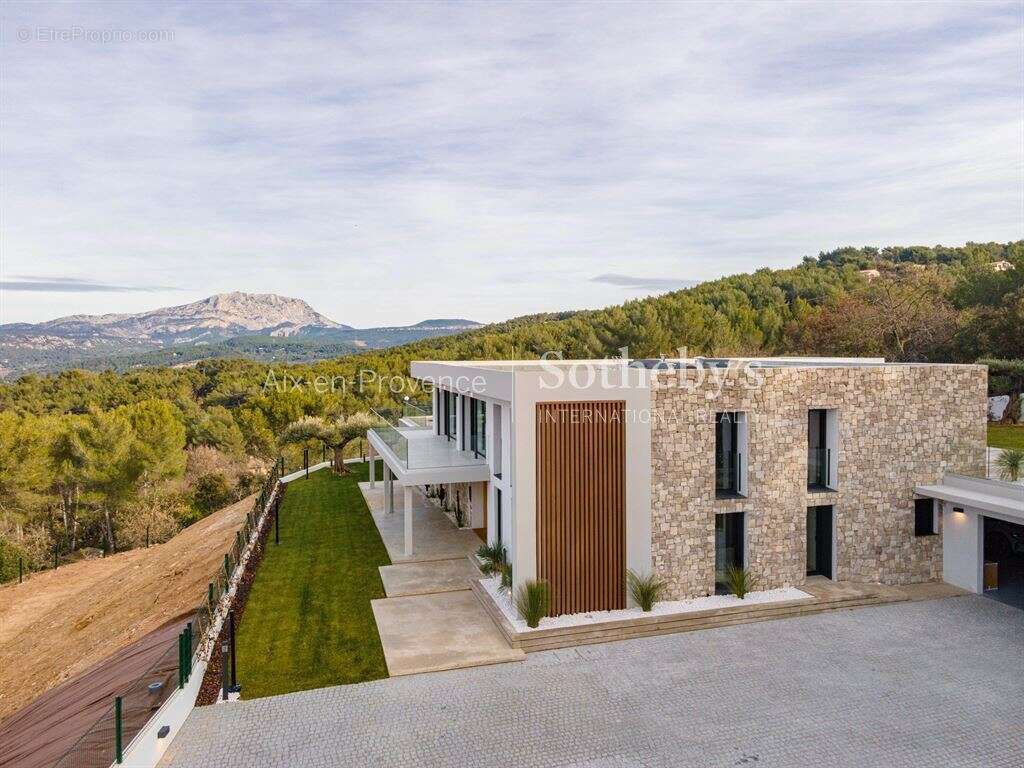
[[991, 260, 1014, 272], [858, 268, 881, 280]]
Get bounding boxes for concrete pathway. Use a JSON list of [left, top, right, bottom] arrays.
[[371, 591, 525, 676], [358, 482, 522, 677], [159, 595, 1024, 768], [359, 482, 482, 564], [378, 558, 481, 597]]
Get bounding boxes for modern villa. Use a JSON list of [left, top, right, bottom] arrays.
[[366, 357, 1006, 617]]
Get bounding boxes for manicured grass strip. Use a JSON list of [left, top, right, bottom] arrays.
[[236, 462, 391, 698], [988, 424, 1024, 451]]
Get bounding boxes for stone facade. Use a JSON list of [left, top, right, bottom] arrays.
[[649, 364, 987, 599]]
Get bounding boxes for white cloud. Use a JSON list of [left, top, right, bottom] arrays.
[[0, 0, 1019, 325]]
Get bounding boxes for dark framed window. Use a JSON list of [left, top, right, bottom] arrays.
[[807, 409, 829, 489], [470, 398, 486, 457], [492, 403, 502, 478], [806, 505, 833, 578], [914, 498, 936, 536], [442, 391, 457, 440], [715, 412, 742, 497], [714, 512, 744, 593]]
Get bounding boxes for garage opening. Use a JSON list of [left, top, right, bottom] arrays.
[[983, 516, 1024, 610]]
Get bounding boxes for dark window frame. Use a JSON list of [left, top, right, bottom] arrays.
[[714, 511, 745, 594], [715, 411, 743, 498], [807, 408, 830, 490], [914, 498, 937, 536], [442, 391, 457, 441], [469, 398, 487, 458]]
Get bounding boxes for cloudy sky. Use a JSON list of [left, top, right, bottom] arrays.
[[1, 1, 1020, 326]]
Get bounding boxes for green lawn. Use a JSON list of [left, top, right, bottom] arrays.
[[236, 461, 391, 698], [988, 424, 1024, 451]]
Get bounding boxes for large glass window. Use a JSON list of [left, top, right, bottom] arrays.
[[714, 512, 744, 593], [492, 403, 502, 478], [806, 505, 833, 578], [469, 398, 486, 457], [441, 390, 457, 440], [807, 409, 829, 489], [715, 412, 742, 497]]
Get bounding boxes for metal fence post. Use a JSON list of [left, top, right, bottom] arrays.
[[177, 632, 185, 689], [18, 558, 23, 584], [186, 621, 193, 681], [114, 695, 124, 764], [53, 545, 58, 570], [221, 643, 230, 701], [229, 610, 237, 690], [304, 447, 309, 477]]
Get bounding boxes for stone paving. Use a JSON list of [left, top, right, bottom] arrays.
[[159, 595, 1023, 768]]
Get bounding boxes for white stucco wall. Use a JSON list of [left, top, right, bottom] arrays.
[[510, 363, 653, 596], [941, 502, 983, 593]]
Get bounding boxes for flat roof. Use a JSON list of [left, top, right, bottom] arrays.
[[915, 475, 1024, 522], [408, 356, 984, 374]]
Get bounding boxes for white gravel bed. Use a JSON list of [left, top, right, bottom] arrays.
[[480, 576, 811, 632]]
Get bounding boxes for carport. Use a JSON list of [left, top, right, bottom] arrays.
[[915, 474, 1024, 609]]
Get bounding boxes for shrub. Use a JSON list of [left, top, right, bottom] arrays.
[[476, 542, 507, 575], [234, 470, 263, 499], [996, 448, 1024, 482], [626, 569, 668, 611], [192, 472, 234, 514], [514, 579, 551, 628], [117, 489, 191, 548], [724, 566, 751, 599], [498, 561, 513, 594], [0, 536, 27, 584]]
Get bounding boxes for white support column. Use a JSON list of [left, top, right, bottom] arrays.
[[368, 440, 376, 488], [384, 468, 393, 514], [403, 485, 414, 557]]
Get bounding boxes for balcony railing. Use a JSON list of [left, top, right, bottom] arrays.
[[369, 424, 486, 471], [715, 450, 743, 497], [372, 405, 432, 431], [371, 423, 409, 464], [808, 447, 831, 489]]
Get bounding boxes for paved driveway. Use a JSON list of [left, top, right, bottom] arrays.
[[160, 596, 1023, 768]]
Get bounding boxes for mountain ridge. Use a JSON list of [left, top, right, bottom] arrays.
[[0, 292, 483, 377]]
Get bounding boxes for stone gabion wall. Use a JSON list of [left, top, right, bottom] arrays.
[[649, 364, 987, 599]]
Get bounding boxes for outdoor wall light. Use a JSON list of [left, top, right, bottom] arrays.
[[157, 725, 170, 739], [147, 682, 163, 694]]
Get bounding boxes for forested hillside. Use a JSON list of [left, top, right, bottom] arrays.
[[1, 241, 1019, 580]]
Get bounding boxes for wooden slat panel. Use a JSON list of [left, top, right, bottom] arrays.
[[536, 401, 626, 616]]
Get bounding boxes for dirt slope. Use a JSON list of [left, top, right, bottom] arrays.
[[0, 495, 251, 721]]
